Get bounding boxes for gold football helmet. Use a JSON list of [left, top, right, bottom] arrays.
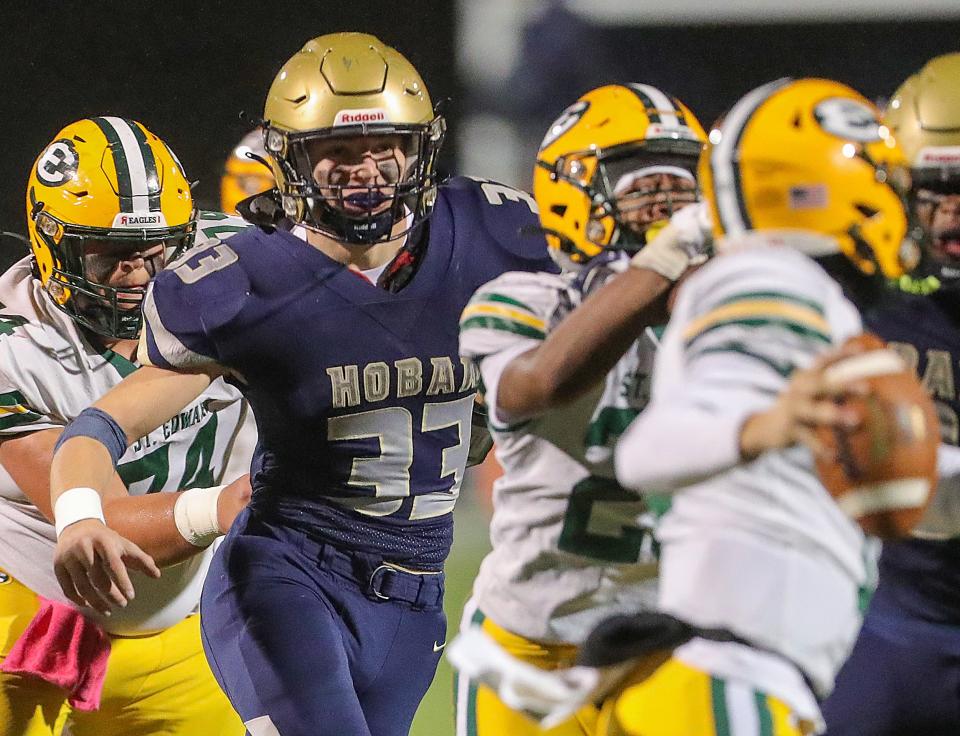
[[262, 32, 445, 244], [221, 129, 275, 215], [26, 118, 195, 339], [884, 53, 960, 288], [534, 83, 706, 265], [700, 78, 913, 279]]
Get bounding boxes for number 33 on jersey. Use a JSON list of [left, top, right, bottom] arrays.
[[140, 177, 555, 555]]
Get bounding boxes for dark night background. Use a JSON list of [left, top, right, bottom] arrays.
[[503, 12, 960, 138], [1, 1, 959, 270], [0, 0, 459, 267]]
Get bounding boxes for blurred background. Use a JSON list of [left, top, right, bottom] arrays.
[[2, 1, 959, 733]]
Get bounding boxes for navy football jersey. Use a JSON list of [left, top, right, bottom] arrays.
[[862, 288, 960, 623], [140, 176, 554, 566]]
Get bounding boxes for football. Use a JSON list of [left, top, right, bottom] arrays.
[[815, 333, 939, 539]]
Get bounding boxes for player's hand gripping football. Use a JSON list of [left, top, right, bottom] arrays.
[[739, 355, 868, 462], [53, 520, 161, 615]]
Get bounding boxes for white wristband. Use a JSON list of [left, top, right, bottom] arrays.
[[54, 487, 106, 538], [173, 485, 225, 547]]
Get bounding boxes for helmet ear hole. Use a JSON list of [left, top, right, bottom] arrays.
[[551, 204, 567, 217], [792, 113, 803, 129], [855, 203, 879, 218]]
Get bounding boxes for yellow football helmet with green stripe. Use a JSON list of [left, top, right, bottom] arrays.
[[534, 83, 706, 266], [699, 78, 914, 279], [26, 117, 195, 338]]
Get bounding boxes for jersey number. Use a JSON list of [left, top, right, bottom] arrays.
[[197, 210, 250, 240], [172, 243, 239, 284], [557, 475, 652, 563], [118, 414, 219, 494], [326, 396, 475, 519], [467, 177, 539, 214]]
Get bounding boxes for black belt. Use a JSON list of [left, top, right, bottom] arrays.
[[306, 536, 445, 610], [577, 610, 818, 696]]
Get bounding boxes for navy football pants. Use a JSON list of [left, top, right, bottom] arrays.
[[822, 587, 960, 736], [200, 510, 446, 736]]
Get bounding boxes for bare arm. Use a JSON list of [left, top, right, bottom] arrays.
[[494, 202, 711, 422], [4, 428, 187, 561], [50, 365, 215, 506], [496, 267, 671, 420], [49, 364, 217, 613], [0, 427, 250, 566], [614, 362, 860, 493]]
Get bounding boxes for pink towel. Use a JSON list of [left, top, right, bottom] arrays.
[[0, 596, 111, 711]]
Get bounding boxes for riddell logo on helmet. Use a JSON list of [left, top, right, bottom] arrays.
[[916, 146, 960, 167], [334, 109, 389, 126]]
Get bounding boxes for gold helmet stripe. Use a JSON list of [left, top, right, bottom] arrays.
[[92, 117, 160, 214], [628, 83, 682, 131], [710, 78, 791, 236]]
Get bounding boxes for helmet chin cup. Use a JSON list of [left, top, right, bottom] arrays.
[[898, 237, 922, 273], [324, 203, 397, 245]]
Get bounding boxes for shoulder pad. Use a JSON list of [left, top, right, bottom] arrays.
[[678, 248, 843, 361], [194, 210, 253, 246], [683, 247, 833, 316], [468, 270, 569, 323], [460, 270, 565, 359], [156, 230, 256, 332], [440, 176, 554, 266]]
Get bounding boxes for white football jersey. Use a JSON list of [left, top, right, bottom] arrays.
[[0, 211, 251, 635], [615, 232, 871, 710], [459, 269, 660, 645]]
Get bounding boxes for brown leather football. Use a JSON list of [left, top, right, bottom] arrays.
[[814, 333, 939, 539]]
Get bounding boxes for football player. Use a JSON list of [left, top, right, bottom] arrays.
[[601, 78, 914, 736], [454, 83, 709, 736], [47, 33, 554, 736], [0, 118, 251, 736], [449, 78, 910, 736], [822, 52, 960, 736]]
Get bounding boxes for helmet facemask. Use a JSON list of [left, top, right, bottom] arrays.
[[265, 118, 445, 245], [549, 139, 701, 262], [33, 209, 195, 340], [910, 171, 960, 284], [600, 145, 700, 252]]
